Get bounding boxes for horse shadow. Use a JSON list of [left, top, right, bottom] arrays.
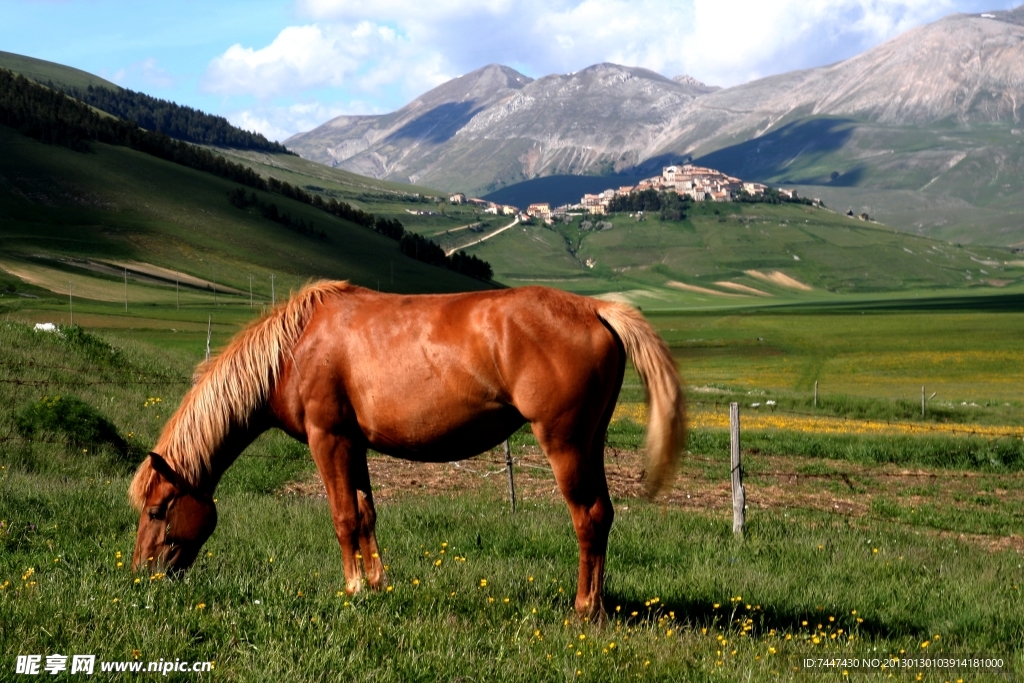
[[602, 593, 915, 641]]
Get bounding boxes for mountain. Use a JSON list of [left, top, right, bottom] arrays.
[[286, 64, 532, 177], [288, 6, 1024, 246], [286, 62, 702, 193]]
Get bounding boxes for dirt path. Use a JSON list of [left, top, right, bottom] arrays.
[[281, 447, 1024, 554], [432, 222, 481, 237], [444, 218, 519, 256]]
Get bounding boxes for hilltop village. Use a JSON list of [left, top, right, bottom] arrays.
[[444, 164, 815, 223]]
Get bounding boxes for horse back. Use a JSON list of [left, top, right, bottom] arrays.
[[271, 286, 624, 460]]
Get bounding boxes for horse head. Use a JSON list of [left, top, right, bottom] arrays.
[[132, 452, 217, 574]]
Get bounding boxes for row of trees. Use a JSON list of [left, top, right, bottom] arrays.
[[606, 188, 691, 221], [606, 186, 818, 218], [735, 187, 818, 206], [398, 233, 493, 281], [0, 69, 495, 282], [60, 84, 292, 154], [227, 189, 326, 241]]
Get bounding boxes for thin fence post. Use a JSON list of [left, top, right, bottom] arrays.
[[68, 282, 73, 326], [921, 385, 925, 419], [730, 402, 745, 537], [504, 439, 516, 513], [124, 268, 128, 312], [205, 316, 212, 363], [814, 380, 818, 408]]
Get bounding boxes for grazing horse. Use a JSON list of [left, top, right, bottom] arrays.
[[130, 281, 685, 620]]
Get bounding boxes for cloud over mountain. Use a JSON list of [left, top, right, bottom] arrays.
[[209, 0, 1010, 140]]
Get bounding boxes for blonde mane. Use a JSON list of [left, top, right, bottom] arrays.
[[128, 280, 351, 510]]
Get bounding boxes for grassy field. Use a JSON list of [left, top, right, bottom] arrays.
[[2, 290, 1024, 680]]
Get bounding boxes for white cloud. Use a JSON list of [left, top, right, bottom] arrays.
[[287, 0, 981, 89], [202, 21, 445, 99], [105, 57, 175, 90], [201, 0, 1003, 133], [227, 100, 381, 141]]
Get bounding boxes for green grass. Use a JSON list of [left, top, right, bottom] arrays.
[[647, 307, 1024, 407], [3, 288, 1024, 679], [2, 473, 1022, 681]]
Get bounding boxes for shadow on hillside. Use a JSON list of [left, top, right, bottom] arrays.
[[385, 101, 485, 145], [482, 173, 650, 207], [632, 117, 861, 185], [766, 291, 1024, 314]]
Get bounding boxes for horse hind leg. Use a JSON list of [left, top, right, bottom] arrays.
[[353, 458, 387, 590], [536, 428, 614, 622]]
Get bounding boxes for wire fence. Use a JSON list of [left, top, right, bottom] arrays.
[[2, 361, 1023, 480]]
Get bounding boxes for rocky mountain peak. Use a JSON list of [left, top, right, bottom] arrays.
[[671, 74, 721, 96]]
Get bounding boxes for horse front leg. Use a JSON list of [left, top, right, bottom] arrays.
[[308, 429, 368, 595]]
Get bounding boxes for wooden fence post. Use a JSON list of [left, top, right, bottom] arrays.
[[814, 380, 818, 408], [205, 316, 212, 363], [921, 385, 925, 418], [730, 402, 745, 537], [504, 439, 516, 513]]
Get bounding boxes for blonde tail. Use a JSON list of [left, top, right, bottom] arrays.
[[597, 303, 686, 496]]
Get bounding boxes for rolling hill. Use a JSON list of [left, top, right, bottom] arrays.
[[0, 54, 502, 327], [432, 200, 1024, 309], [0, 50, 119, 92], [0, 124, 492, 308]]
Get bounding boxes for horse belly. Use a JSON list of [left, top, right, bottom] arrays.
[[360, 401, 524, 463]]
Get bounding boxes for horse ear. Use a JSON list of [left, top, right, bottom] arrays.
[[148, 452, 190, 493]]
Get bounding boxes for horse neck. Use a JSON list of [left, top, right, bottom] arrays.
[[154, 383, 272, 494], [205, 413, 271, 488]]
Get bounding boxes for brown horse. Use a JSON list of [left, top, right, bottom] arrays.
[[130, 281, 684, 620]]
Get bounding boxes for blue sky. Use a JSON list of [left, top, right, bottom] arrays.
[[1, 0, 1017, 141]]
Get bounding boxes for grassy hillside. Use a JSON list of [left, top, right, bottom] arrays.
[[450, 201, 1024, 308], [215, 148, 489, 234], [0, 50, 120, 92], [0, 124, 492, 329]]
